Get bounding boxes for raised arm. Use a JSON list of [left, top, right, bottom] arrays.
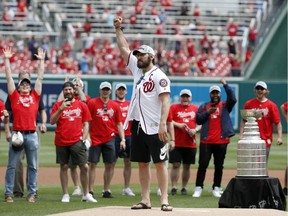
[[114, 16, 131, 63], [2, 47, 16, 94], [34, 47, 46, 95]]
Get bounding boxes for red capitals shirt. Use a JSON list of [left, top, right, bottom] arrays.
[[244, 98, 281, 148], [114, 100, 131, 136], [88, 98, 122, 146], [0, 100, 5, 121], [201, 102, 230, 144], [169, 104, 198, 148], [51, 100, 92, 146], [10, 90, 40, 131]]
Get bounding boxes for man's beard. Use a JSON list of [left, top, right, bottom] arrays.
[[137, 57, 151, 68]]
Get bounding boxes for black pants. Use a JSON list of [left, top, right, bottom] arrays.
[[195, 143, 228, 189]]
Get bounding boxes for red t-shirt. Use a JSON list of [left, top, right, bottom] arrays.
[[168, 104, 198, 148], [51, 100, 92, 146], [88, 98, 122, 146], [114, 100, 131, 136], [169, 104, 198, 148], [244, 98, 281, 148], [10, 90, 40, 131], [0, 100, 5, 121], [201, 102, 230, 144], [283, 102, 288, 112]]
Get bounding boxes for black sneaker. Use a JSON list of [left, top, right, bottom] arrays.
[[170, 188, 177, 196], [102, 191, 113, 198], [181, 188, 187, 195]]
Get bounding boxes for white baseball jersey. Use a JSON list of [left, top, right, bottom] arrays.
[[124, 53, 170, 135]]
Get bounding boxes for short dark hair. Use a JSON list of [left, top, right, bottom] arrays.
[[62, 81, 74, 90]]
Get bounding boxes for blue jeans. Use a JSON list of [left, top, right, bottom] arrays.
[[5, 132, 38, 196]]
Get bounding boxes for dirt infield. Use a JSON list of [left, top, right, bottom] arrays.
[[0, 167, 285, 186], [48, 206, 287, 216]]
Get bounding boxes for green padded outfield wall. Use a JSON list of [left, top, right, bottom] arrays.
[[250, 10, 287, 80]]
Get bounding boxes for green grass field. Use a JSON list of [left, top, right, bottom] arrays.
[[0, 132, 286, 215]]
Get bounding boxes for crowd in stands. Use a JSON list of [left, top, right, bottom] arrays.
[[0, 0, 261, 77]]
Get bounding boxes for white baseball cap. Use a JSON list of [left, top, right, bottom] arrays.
[[255, 81, 267, 89], [11, 131, 24, 147], [115, 83, 127, 91], [209, 85, 221, 93], [133, 45, 155, 56], [179, 89, 192, 97], [99, 81, 112, 90]]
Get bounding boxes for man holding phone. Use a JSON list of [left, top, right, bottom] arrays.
[[192, 79, 237, 198]]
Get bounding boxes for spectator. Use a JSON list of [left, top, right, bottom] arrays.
[[193, 4, 200, 17], [5, 70, 47, 198], [227, 38, 237, 55], [180, 1, 189, 16], [168, 89, 201, 196], [114, 16, 173, 211], [249, 25, 257, 48], [193, 79, 237, 198], [280, 102, 287, 196], [227, 20, 238, 37], [87, 82, 126, 198], [240, 81, 283, 161], [3, 47, 46, 203], [114, 83, 135, 196], [50, 81, 96, 203]]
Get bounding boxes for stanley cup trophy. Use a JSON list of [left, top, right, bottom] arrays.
[[219, 109, 286, 210], [237, 109, 267, 177]]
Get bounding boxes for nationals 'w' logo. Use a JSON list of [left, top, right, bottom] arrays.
[[143, 73, 155, 93]]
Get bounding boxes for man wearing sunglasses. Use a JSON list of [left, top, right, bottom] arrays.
[[240, 81, 283, 161], [87, 81, 126, 199]]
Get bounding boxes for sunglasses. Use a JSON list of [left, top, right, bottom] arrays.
[[103, 103, 107, 113], [255, 86, 265, 91]]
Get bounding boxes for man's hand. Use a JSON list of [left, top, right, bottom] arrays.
[[40, 123, 47, 133], [2, 47, 14, 59], [34, 47, 46, 60], [60, 98, 72, 110], [277, 137, 283, 145], [114, 16, 123, 29], [220, 78, 226, 85]]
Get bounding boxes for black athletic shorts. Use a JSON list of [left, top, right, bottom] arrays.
[[130, 120, 168, 163], [169, 147, 197, 164]]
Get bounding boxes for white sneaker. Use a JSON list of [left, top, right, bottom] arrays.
[[61, 194, 70, 203], [212, 186, 223, 198], [122, 188, 135, 196], [192, 186, 203, 198], [157, 188, 162, 196], [72, 186, 82, 196], [82, 193, 97, 203]]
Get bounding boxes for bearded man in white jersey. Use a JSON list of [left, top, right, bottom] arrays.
[[114, 16, 173, 212]]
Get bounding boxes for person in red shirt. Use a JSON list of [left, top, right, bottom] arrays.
[[113, 83, 135, 196], [168, 89, 201, 196], [3, 47, 45, 203], [57, 75, 91, 197], [280, 102, 287, 195], [88, 81, 126, 198], [240, 81, 283, 160], [193, 79, 237, 198], [227, 21, 238, 37], [50, 81, 96, 203]]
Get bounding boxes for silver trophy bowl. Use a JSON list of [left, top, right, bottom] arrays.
[[240, 109, 262, 120]]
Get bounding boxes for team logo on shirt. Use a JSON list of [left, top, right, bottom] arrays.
[[62, 108, 81, 121], [159, 79, 168, 87], [143, 80, 155, 93], [17, 96, 35, 107]]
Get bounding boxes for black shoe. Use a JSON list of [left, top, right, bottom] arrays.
[[170, 188, 177, 196], [102, 191, 113, 198], [13, 192, 24, 198], [181, 188, 187, 195]]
